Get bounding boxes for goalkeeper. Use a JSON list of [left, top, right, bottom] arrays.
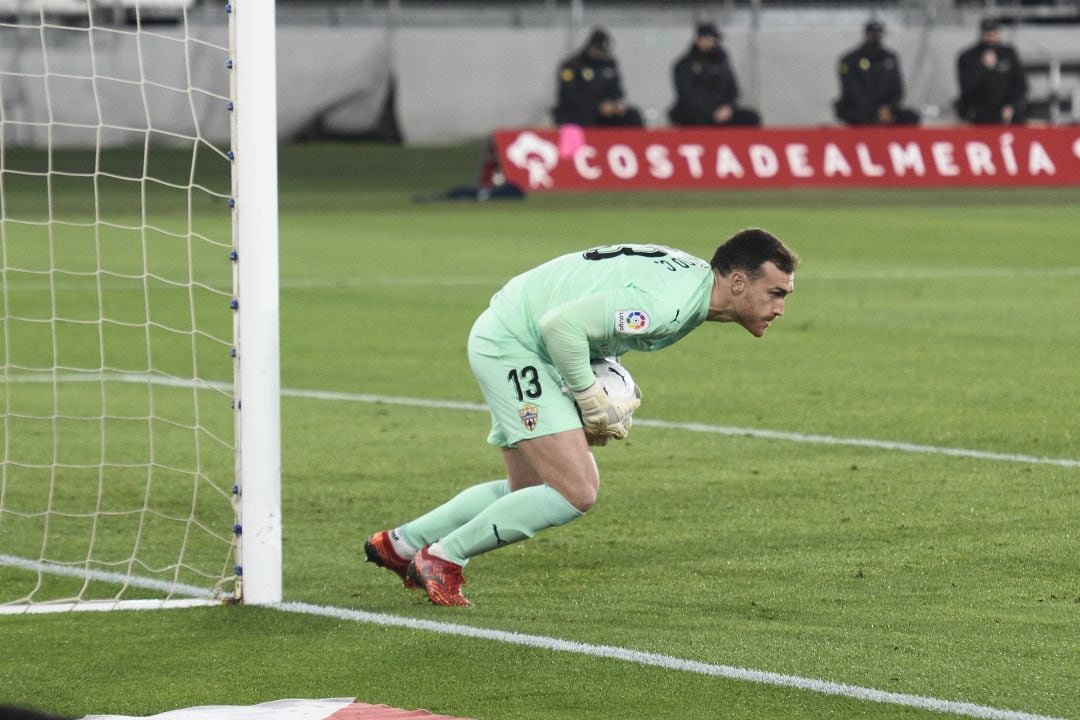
[[365, 228, 798, 606]]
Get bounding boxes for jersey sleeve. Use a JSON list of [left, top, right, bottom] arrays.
[[538, 293, 611, 391], [538, 286, 675, 391]]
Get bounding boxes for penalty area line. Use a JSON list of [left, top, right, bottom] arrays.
[[634, 418, 1080, 469], [2, 373, 1078, 469], [274, 386, 1080, 469], [276, 600, 1064, 720]]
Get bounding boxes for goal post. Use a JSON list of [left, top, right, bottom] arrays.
[[232, 0, 282, 607], [0, 0, 281, 611]]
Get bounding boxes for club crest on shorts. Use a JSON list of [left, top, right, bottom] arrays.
[[615, 309, 650, 334], [519, 403, 539, 431]]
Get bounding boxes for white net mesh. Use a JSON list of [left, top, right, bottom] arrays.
[[0, 2, 238, 610]]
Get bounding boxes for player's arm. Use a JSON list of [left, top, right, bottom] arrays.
[[538, 293, 607, 391], [538, 293, 641, 439]]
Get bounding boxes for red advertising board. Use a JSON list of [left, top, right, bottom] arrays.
[[491, 126, 1080, 191]]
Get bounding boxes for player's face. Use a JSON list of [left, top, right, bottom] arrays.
[[733, 262, 794, 337]]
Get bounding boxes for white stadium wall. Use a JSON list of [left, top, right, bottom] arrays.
[[2, 22, 1077, 147], [394, 24, 1080, 143]]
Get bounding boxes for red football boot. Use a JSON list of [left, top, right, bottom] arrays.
[[364, 530, 417, 589], [407, 546, 471, 607]]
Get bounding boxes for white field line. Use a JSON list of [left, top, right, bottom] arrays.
[[0, 553, 224, 616], [272, 601, 1064, 720], [292, 388, 1080, 468], [281, 275, 505, 288], [0, 597, 220, 615], [804, 267, 1080, 281], [0, 555, 1067, 720], [279, 267, 1080, 287], [4, 372, 1079, 469], [634, 419, 1080, 469], [3, 267, 1077, 294]]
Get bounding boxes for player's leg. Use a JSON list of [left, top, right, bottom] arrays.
[[364, 464, 511, 588], [407, 311, 594, 605], [503, 430, 599, 510], [409, 431, 591, 606], [428, 326, 593, 562], [398, 479, 510, 548], [364, 311, 518, 587], [363, 477, 510, 588], [434, 429, 594, 560]]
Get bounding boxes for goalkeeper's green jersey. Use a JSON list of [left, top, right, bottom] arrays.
[[487, 244, 714, 391]]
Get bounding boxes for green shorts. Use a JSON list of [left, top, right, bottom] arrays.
[[468, 309, 583, 448]]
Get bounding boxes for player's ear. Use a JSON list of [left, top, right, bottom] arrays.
[[729, 270, 746, 295]]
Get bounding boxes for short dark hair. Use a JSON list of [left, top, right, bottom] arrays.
[[696, 22, 720, 40], [710, 228, 799, 279]]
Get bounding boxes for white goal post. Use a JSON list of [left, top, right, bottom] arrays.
[[232, 0, 281, 607], [0, 0, 280, 612]]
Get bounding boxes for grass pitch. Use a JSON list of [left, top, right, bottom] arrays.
[[1, 142, 1079, 720]]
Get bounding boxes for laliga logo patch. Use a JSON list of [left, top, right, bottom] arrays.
[[519, 403, 539, 431], [615, 309, 650, 334]]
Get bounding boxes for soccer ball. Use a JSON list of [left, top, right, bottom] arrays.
[[590, 358, 636, 400]]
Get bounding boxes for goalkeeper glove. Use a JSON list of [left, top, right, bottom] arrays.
[[573, 381, 641, 440]]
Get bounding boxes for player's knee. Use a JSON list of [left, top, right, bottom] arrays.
[[567, 493, 595, 514], [563, 482, 598, 513]]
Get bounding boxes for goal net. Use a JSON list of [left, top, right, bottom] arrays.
[[0, 0, 280, 612]]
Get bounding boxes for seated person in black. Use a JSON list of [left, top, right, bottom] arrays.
[[552, 28, 643, 127], [956, 18, 1028, 124], [834, 20, 920, 125], [668, 22, 761, 127]]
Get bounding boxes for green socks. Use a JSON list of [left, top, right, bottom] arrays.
[[401, 479, 510, 549], [399, 480, 585, 566], [437, 484, 583, 565]]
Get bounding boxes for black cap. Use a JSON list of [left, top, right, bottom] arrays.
[[980, 18, 1001, 32], [587, 28, 611, 52], [696, 22, 720, 39], [864, 20, 884, 34]]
